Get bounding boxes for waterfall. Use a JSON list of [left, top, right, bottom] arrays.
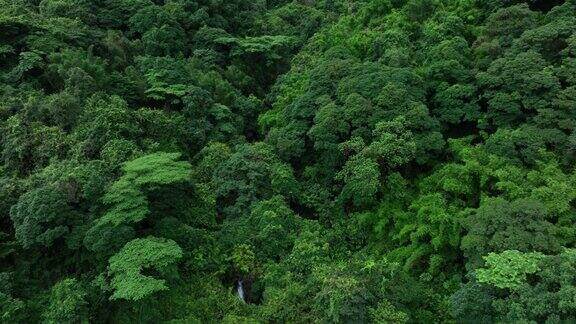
[[237, 280, 246, 303]]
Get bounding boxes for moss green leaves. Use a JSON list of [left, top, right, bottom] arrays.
[[10, 185, 75, 248], [42, 278, 89, 324]]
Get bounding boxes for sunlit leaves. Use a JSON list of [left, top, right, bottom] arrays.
[[476, 250, 544, 289], [108, 237, 183, 301], [97, 152, 191, 226]]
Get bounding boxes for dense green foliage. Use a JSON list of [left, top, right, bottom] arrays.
[[1, 0, 575, 322]]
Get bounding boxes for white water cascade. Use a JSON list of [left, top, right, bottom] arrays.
[[237, 280, 246, 303]]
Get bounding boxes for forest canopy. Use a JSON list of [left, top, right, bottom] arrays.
[[1, 0, 576, 323]]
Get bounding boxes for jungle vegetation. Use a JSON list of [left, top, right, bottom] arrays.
[[1, 0, 576, 322]]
